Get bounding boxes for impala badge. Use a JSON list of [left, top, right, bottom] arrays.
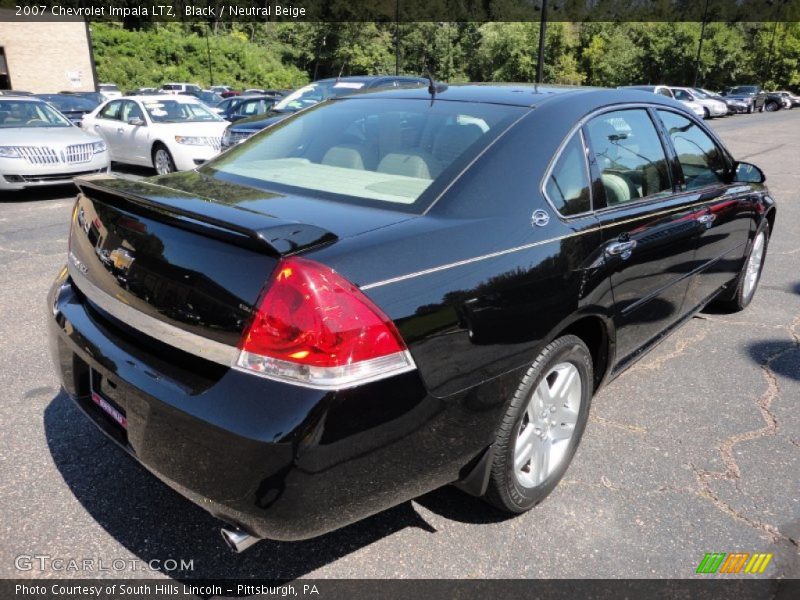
[[531, 209, 550, 227]]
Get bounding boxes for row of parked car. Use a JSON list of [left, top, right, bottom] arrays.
[[1, 77, 797, 191], [621, 84, 800, 118]]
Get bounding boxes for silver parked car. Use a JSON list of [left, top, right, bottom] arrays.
[[0, 96, 109, 191]]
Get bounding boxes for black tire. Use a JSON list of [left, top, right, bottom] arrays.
[[765, 101, 779, 112], [484, 335, 593, 513], [703, 107, 710, 119], [712, 220, 770, 312], [152, 144, 176, 175], [747, 105, 753, 114]]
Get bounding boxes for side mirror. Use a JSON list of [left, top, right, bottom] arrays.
[[733, 161, 765, 184], [128, 117, 145, 126]]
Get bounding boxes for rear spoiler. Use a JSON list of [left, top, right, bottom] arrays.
[[75, 175, 337, 256]]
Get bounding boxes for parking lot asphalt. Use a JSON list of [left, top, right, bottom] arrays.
[[1, 110, 798, 580]]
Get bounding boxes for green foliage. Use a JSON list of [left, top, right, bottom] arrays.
[[91, 21, 800, 94], [91, 23, 308, 90]]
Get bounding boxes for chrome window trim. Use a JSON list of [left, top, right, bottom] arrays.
[[68, 262, 239, 367], [540, 128, 594, 220], [540, 101, 708, 220]]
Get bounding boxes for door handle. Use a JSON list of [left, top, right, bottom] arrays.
[[116, 128, 124, 133], [606, 240, 637, 260], [696, 213, 716, 226], [93, 124, 100, 129]]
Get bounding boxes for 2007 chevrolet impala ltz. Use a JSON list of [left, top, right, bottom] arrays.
[[47, 84, 775, 552]]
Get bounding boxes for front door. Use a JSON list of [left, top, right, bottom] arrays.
[[655, 109, 755, 309], [583, 108, 700, 368]]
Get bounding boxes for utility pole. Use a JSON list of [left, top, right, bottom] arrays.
[[205, 22, 214, 87], [693, 0, 710, 87], [763, 21, 780, 87], [536, 0, 548, 83], [395, 0, 400, 75]]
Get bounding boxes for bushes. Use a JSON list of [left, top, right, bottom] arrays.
[[91, 23, 308, 90]]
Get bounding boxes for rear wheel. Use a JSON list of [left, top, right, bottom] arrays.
[[484, 335, 593, 513], [152, 144, 176, 175], [713, 221, 770, 312], [703, 107, 710, 119], [765, 100, 779, 112]]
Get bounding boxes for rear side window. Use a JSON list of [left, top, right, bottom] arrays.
[[585, 109, 672, 207], [657, 88, 673, 98], [657, 110, 727, 190], [545, 134, 591, 216]]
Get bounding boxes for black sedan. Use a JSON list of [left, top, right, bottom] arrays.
[[36, 93, 102, 126], [48, 85, 775, 552]]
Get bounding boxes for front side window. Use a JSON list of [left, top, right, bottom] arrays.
[[202, 98, 524, 212], [234, 99, 267, 117], [657, 110, 727, 190], [672, 89, 693, 102], [120, 100, 144, 123], [545, 134, 591, 216], [585, 109, 672, 206], [99, 100, 122, 120]]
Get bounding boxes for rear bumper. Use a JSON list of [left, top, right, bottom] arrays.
[[47, 269, 488, 540]]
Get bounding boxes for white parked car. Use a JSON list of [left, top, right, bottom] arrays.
[[82, 95, 228, 174], [98, 84, 123, 101], [160, 83, 202, 95], [670, 87, 727, 118], [0, 96, 109, 191]]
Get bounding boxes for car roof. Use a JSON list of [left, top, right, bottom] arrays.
[[125, 95, 202, 103], [336, 83, 684, 110], [0, 95, 45, 102]]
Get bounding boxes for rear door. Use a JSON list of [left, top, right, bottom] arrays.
[[584, 107, 701, 367], [654, 108, 754, 309]]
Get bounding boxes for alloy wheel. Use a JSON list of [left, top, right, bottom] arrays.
[[154, 149, 174, 175], [513, 362, 582, 488], [743, 232, 766, 301]]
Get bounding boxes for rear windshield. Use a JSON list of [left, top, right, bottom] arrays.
[[201, 97, 524, 213]]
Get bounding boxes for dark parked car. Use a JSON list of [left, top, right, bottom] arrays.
[[58, 91, 107, 106], [220, 75, 427, 150], [178, 89, 223, 107], [721, 85, 767, 113], [35, 93, 101, 126], [214, 94, 277, 122], [696, 88, 749, 114], [48, 86, 775, 553]]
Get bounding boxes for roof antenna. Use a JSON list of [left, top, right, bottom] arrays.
[[426, 68, 437, 99], [336, 61, 347, 82]]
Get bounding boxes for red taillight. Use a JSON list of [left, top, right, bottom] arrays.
[[235, 257, 415, 389]]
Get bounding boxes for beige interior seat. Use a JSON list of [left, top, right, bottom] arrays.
[[601, 173, 639, 205], [321, 145, 365, 170], [376, 153, 433, 179]]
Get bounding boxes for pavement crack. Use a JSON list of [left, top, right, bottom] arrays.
[[589, 414, 647, 433], [632, 329, 708, 372], [690, 314, 800, 546]]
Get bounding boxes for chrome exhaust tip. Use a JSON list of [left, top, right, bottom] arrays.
[[221, 527, 261, 553]]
